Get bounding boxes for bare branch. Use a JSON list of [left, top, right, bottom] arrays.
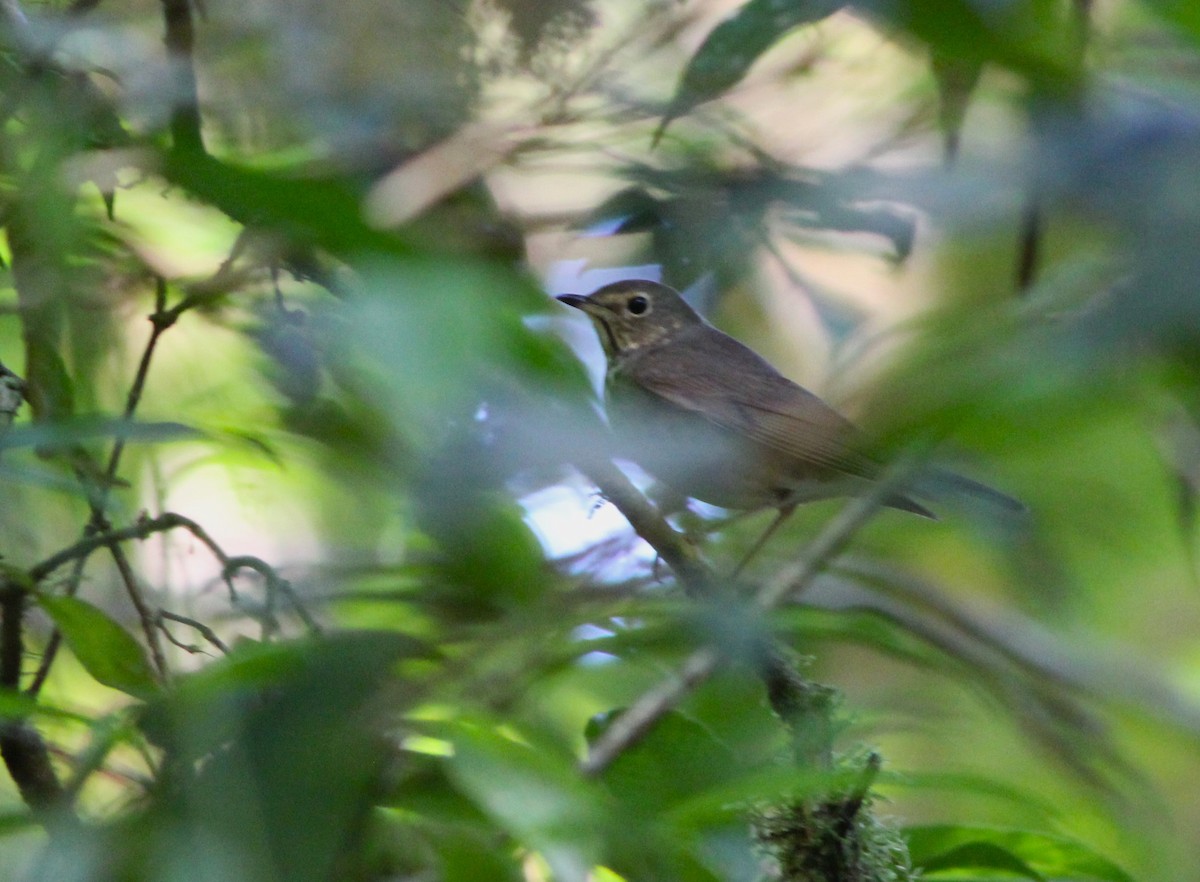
[[579, 455, 919, 776], [32, 281, 179, 694], [158, 610, 230, 655], [31, 513, 317, 638], [577, 459, 712, 593]]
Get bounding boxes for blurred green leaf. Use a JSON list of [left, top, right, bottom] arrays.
[[0, 418, 198, 452], [0, 811, 37, 837], [160, 152, 407, 260], [447, 721, 608, 882], [140, 630, 435, 757], [1142, 0, 1200, 44], [0, 688, 89, 725], [138, 630, 432, 882], [429, 823, 526, 882], [38, 596, 158, 700], [655, 0, 846, 143], [856, 0, 1076, 89], [906, 825, 1133, 882], [587, 709, 742, 817]]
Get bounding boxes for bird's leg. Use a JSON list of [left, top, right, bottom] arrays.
[[732, 504, 796, 579]]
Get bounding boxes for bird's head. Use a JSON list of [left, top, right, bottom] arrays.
[[556, 280, 702, 360]]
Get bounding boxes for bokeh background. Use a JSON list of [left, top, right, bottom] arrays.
[[1, 1, 1200, 880]]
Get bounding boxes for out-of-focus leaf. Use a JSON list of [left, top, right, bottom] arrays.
[[587, 710, 742, 817], [160, 152, 407, 259], [1142, 0, 1200, 44], [139, 630, 435, 756], [930, 52, 983, 163], [38, 596, 158, 699], [0, 812, 37, 836], [654, 0, 846, 143], [577, 186, 663, 235], [856, 0, 1076, 91], [0, 689, 90, 725], [921, 841, 1045, 880], [906, 825, 1133, 882], [430, 824, 526, 882], [447, 721, 608, 882], [0, 418, 198, 452], [138, 630, 432, 882]]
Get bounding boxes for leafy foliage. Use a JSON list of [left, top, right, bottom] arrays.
[[0, 1, 1196, 882]]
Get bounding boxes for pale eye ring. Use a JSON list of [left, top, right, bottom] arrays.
[[627, 295, 649, 315]]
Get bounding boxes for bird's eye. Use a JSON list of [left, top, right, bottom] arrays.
[[627, 295, 649, 315]]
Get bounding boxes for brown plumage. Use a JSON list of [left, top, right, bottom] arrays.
[[559, 280, 1020, 522]]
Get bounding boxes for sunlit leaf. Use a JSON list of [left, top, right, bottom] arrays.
[[906, 825, 1133, 882], [160, 152, 408, 259], [38, 595, 158, 699]]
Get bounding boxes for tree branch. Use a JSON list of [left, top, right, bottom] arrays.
[[161, 0, 204, 154], [578, 455, 918, 776], [31, 281, 177, 695], [31, 511, 318, 637], [578, 458, 712, 592], [0, 581, 73, 826], [158, 610, 230, 655]]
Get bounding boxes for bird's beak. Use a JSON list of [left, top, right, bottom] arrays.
[[555, 294, 589, 310]]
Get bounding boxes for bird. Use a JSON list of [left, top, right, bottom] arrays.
[[557, 279, 1022, 567]]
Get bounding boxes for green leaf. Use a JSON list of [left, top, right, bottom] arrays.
[[160, 151, 407, 259], [38, 596, 159, 699], [0, 418, 198, 452], [0, 689, 91, 725], [0, 811, 37, 837], [447, 721, 608, 882], [1135, 0, 1200, 46], [139, 631, 435, 882], [906, 825, 1134, 882], [655, 0, 845, 143], [587, 710, 742, 817]]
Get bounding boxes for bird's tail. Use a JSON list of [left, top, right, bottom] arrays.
[[917, 468, 1027, 518]]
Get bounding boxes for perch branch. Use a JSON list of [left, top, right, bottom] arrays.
[[578, 455, 918, 776]]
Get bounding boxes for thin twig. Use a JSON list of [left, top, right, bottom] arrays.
[[103, 277, 170, 489], [580, 646, 722, 776], [579, 456, 920, 776], [225, 555, 321, 635], [158, 610, 229, 655], [108, 543, 168, 678], [31, 281, 176, 694], [30, 512, 317, 636]]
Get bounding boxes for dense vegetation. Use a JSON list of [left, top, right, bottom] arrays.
[[1, 1, 1199, 880]]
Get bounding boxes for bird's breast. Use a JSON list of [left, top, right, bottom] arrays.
[[604, 368, 817, 510]]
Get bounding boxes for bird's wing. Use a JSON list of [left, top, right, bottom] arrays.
[[626, 330, 881, 480]]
